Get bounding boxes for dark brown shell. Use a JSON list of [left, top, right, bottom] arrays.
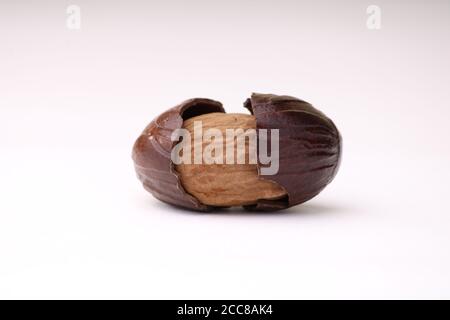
[[243, 93, 342, 210], [132, 93, 342, 211], [132, 98, 225, 211]]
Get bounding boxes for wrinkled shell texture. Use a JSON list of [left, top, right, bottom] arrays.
[[132, 93, 341, 211]]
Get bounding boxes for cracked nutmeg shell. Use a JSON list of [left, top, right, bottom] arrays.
[[132, 93, 342, 211]]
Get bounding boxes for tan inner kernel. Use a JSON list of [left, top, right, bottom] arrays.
[[175, 112, 287, 207]]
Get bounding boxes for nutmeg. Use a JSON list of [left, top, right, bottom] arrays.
[[176, 112, 287, 207], [132, 93, 341, 211]]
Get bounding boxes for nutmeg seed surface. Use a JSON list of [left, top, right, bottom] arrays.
[[175, 113, 287, 206]]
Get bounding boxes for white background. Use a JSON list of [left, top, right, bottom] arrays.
[[1, 0, 450, 299]]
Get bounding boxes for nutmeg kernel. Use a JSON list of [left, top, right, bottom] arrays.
[[175, 112, 287, 207]]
